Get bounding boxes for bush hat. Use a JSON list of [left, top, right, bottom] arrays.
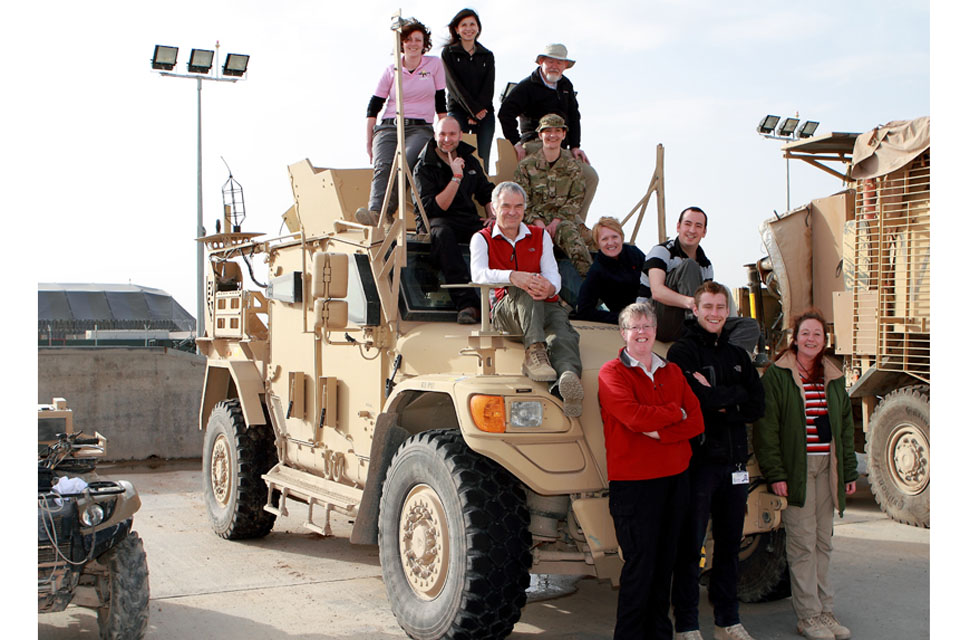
[[535, 44, 575, 68]]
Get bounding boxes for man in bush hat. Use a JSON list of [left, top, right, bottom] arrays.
[[499, 44, 598, 219]]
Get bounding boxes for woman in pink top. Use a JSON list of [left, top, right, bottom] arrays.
[[361, 18, 446, 224]]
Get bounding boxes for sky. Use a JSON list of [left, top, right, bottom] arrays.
[[9, 0, 932, 322], [6, 0, 952, 632]]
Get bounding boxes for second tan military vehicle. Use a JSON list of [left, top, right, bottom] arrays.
[[755, 116, 930, 528]]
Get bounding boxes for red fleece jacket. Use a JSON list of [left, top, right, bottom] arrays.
[[599, 350, 705, 481]]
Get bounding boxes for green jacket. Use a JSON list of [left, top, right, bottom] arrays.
[[753, 351, 859, 515]]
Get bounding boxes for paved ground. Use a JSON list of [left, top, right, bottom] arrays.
[[38, 460, 929, 639]]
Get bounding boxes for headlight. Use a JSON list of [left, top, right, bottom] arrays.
[[81, 504, 104, 527], [510, 401, 543, 428]]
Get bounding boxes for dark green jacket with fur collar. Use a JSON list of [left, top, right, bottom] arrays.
[[753, 350, 859, 515]]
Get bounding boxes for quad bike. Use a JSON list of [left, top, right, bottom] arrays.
[[38, 398, 149, 639]]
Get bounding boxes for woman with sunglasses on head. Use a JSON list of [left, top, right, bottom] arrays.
[[753, 309, 858, 640], [359, 18, 445, 226]]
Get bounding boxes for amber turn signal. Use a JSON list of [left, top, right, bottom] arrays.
[[469, 395, 506, 433]]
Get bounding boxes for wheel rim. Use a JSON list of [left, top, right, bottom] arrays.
[[886, 421, 929, 496], [399, 483, 450, 600], [210, 433, 232, 506], [738, 534, 760, 561]]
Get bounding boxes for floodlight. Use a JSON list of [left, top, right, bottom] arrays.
[[757, 115, 780, 135], [777, 117, 800, 137], [797, 120, 820, 138], [188, 49, 215, 74], [222, 53, 250, 77], [152, 45, 179, 70]]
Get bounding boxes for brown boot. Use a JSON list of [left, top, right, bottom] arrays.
[[355, 207, 379, 226], [557, 371, 583, 417], [523, 343, 557, 382]]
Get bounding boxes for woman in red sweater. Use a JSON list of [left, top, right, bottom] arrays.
[[599, 301, 704, 639]]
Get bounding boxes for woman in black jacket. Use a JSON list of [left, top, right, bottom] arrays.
[[576, 217, 649, 323], [441, 8, 496, 172]]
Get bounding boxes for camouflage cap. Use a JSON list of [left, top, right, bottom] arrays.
[[536, 113, 568, 132]]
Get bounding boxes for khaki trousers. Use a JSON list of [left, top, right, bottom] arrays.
[[782, 454, 836, 619], [492, 286, 582, 379]]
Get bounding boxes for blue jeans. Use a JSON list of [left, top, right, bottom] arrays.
[[368, 123, 433, 214], [448, 109, 495, 173]]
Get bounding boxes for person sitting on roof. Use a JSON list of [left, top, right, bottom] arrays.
[[515, 113, 594, 278], [413, 116, 495, 325], [469, 181, 584, 417]]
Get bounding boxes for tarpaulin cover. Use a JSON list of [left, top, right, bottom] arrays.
[[38, 284, 195, 331], [851, 116, 930, 180], [759, 206, 813, 324]]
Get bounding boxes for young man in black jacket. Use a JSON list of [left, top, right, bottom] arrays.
[[667, 281, 765, 640]]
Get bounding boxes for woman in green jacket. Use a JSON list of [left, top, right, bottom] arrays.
[[753, 309, 858, 640]]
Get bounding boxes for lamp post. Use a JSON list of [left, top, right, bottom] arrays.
[[757, 114, 819, 212], [150, 42, 250, 340]]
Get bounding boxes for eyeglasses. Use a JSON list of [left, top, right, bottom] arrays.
[[623, 324, 655, 333]]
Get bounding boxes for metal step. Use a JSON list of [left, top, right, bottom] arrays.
[[262, 465, 363, 537]]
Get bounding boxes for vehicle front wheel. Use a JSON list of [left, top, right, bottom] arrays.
[[379, 430, 532, 640], [202, 399, 277, 539], [737, 529, 790, 603], [95, 531, 150, 640]]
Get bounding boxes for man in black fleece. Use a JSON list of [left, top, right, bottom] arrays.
[[667, 281, 765, 640], [498, 43, 598, 218]]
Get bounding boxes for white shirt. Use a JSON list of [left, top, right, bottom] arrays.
[[469, 222, 562, 294], [622, 349, 666, 381]]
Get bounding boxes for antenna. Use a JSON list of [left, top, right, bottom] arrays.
[[220, 156, 246, 232]]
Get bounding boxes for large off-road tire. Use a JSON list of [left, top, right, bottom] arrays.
[[202, 399, 277, 539], [95, 531, 150, 640], [378, 430, 532, 640], [737, 529, 790, 603], [866, 385, 930, 528]]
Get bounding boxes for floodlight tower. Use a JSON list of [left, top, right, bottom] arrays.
[[150, 42, 251, 340], [756, 114, 820, 212]]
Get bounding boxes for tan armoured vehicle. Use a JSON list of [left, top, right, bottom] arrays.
[[38, 398, 150, 639], [755, 116, 930, 527], [195, 17, 787, 640]]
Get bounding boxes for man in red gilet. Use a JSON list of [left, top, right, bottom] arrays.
[[469, 181, 583, 416]]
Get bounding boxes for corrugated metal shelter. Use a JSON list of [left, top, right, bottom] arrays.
[[38, 283, 195, 341]]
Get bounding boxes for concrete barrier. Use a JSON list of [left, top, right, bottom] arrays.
[[38, 347, 206, 461]]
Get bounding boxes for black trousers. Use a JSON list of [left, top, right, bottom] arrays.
[[610, 470, 689, 640], [428, 216, 482, 311], [671, 460, 749, 631]]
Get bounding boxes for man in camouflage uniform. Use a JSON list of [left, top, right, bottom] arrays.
[[515, 113, 593, 277]]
